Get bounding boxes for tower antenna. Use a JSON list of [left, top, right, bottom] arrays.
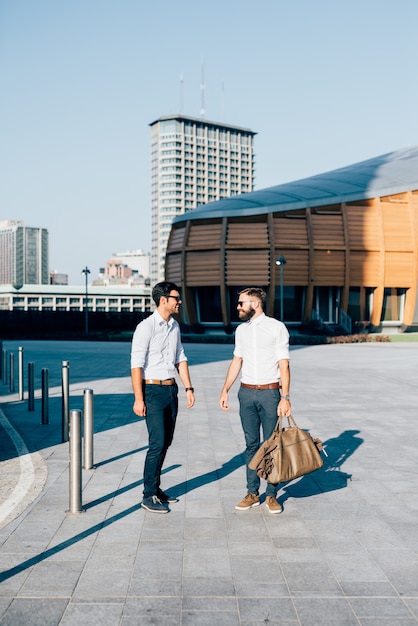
[[200, 58, 205, 118], [179, 72, 184, 114]]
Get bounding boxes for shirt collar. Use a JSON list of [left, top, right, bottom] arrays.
[[247, 312, 266, 326], [154, 309, 174, 327]]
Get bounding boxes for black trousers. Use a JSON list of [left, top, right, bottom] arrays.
[[142, 383, 178, 498]]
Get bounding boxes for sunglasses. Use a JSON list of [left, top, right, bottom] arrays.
[[237, 300, 254, 307], [167, 295, 181, 302]]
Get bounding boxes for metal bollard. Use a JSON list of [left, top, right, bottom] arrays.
[[18, 347, 24, 401], [68, 409, 83, 514], [61, 361, 70, 442], [41, 368, 49, 425], [9, 352, 14, 393], [2, 350, 7, 385], [28, 362, 35, 411], [83, 389, 94, 470]]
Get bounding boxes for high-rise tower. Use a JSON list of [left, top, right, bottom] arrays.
[[0, 220, 49, 285], [150, 115, 256, 285]]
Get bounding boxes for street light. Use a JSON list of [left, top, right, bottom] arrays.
[[81, 266, 91, 336], [275, 255, 287, 321]]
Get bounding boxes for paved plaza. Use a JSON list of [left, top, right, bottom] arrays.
[[0, 339, 418, 625]]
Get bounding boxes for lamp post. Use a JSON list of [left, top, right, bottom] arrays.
[[275, 255, 287, 321], [81, 266, 90, 336]]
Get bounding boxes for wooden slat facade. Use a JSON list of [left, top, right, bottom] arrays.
[[186, 251, 221, 286], [165, 189, 418, 328]]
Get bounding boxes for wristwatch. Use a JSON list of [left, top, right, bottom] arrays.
[[281, 394, 290, 401], [185, 387, 194, 392]]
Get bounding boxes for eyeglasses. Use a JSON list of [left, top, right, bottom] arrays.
[[167, 295, 181, 302], [237, 300, 254, 307]]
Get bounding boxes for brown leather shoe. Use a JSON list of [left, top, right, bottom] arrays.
[[235, 493, 260, 510], [265, 496, 283, 514]]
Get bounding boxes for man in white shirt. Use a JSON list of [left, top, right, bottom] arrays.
[[220, 287, 290, 514], [131, 282, 195, 513]]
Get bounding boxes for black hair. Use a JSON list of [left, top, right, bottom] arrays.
[[152, 281, 180, 306]]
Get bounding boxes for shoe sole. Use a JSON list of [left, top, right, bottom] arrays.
[[265, 503, 283, 515], [235, 501, 260, 510], [141, 503, 169, 514]]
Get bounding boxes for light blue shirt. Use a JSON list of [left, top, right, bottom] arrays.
[[130, 310, 187, 379]]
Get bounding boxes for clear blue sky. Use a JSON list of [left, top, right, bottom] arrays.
[[1, 0, 417, 284]]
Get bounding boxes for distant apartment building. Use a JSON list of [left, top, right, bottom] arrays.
[[50, 271, 69, 285], [0, 220, 49, 285], [150, 115, 256, 284], [94, 249, 150, 287]]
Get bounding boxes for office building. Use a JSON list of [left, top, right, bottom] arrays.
[[0, 220, 49, 285], [150, 114, 256, 284]]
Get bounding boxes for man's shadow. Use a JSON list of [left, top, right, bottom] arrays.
[[280, 429, 363, 502]]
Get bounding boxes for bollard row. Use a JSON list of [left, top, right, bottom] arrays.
[[1, 345, 95, 515]]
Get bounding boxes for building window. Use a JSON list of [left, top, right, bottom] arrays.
[[273, 286, 305, 322], [381, 288, 406, 322], [195, 286, 222, 324]]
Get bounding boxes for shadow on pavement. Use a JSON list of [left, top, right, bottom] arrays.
[[282, 429, 364, 501]]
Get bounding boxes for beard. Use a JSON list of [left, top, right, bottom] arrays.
[[238, 307, 256, 322]]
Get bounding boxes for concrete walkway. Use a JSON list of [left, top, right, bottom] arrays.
[[0, 339, 418, 625]]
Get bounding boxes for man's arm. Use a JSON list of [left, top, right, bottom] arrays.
[[177, 360, 195, 408], [278, 358, 291, 416], [131, 367, 146, 416], [219, 355, 243, 410]]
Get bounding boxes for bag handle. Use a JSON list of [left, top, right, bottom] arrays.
[[275, 413, 298, 432]]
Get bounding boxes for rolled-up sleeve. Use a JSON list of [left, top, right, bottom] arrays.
[[130, 320, 151, 369], [175, 328, 187, 365]]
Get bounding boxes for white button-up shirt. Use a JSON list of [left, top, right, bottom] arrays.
[[130, 310, 187, 379], [234, 313, 289, 385]]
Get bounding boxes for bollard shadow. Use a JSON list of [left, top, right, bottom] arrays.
[[169, 453, 245, 498], [280, 429, 363, 502], [0, 502, 143, 583], [0, 395, 145, 462], [83, 464, 180, 510], [93, 445, 148, 469]]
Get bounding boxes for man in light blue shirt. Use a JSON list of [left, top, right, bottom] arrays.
[[131, 281, 195, 513]]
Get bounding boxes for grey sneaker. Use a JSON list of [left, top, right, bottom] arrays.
[[235, 493, 260, 510], [157, 489, 179, 503], [142, 495, 169, 514]]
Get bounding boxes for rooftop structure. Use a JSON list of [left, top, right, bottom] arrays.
[[167, 146, 418, 332]]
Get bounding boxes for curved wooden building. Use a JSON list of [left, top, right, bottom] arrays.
[[165, 146, 418, 331]]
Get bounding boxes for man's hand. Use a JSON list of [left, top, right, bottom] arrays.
[[277, 398, 291, 417], [219, 389, 230, 410], [186, 389, 195, 409], [133, 399, 146, 417]]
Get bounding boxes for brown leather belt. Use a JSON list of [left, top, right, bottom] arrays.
[[144, 378, 176, 386], [241, 382, 281, 390]]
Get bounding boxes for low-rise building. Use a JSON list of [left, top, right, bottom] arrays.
[[0, 284, 152, 313]]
